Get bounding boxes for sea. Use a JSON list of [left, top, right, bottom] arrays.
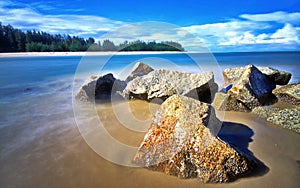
[[0, 52, 299, 188]]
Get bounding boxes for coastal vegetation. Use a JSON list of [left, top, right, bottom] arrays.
[[0, 23, 184, 52]]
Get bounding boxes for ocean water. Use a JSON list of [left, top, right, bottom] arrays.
[[1, 52, 299, 121], [0, 52, 299, 188]]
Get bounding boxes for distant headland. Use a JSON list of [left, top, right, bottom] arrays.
[[0, 23, 185, 53]]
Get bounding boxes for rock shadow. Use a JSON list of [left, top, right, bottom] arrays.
[[94, 93, 125, 104], [218, 122, 269, 178]]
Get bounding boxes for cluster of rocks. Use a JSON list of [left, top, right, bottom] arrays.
[[213, 64, 299, 134], [76, 61, 298, 183], [76, 62, 259, 183], [214, 64, 284, 111], [76, 62, 218, 103], [75, 62, 151, 102]]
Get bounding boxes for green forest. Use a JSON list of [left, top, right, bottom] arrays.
[[0, 23, 185, 52]]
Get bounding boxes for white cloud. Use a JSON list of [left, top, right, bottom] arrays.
[[182, 13, 300, 51], [182, 21, 270, 47], [270, 23, 299, 41], [0, 1, 124, 37], [240, 11, 300, 25], [219, 23, 300, 46]]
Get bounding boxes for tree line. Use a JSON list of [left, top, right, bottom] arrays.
[[0, 23, 185, 52]]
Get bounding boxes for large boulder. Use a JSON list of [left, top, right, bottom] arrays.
[[223, 66, 291, 85], [252, 106, 300, 133], [76, 73, 126, 102], [213, 92, 249, 112], [125, 62, 154, 82], [273, 82, 300, 105], [122, 70, 218, 103], [227, 65, 276, 110], [134, 95, 255, 183]]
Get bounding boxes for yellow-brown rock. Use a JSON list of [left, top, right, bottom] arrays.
[[134, 95, 255, 183]]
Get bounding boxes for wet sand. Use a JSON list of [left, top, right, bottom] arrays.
[[0, 100, 299, 188]]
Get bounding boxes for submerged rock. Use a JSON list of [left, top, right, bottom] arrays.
[[273, 82, 300, 105], [227, 65, 276, 110], [134, 95, 255, 183], [213, 92, 249, 112], [252, 106, 300, 133], [122, 70, 218, 103], [76, 73, 126, 102], [223, 66, 291, 85], [125, 62, 154, 82]]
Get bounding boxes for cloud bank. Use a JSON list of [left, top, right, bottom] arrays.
[[0, 0, 124, 36], [183, 11, 300, 51]]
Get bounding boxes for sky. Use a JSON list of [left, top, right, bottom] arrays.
[[0, 0, 300, 52]]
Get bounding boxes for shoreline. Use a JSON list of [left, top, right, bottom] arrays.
[[0, 51, 186, 58], [1, 51, 299, 58]]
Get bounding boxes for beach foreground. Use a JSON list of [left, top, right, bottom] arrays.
[[0, 100, 299, 188], [0, 54, 299, 187]]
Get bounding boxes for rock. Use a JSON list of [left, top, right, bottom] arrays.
[[227, 65, 276, 110], [251, 106, 280, 119], [76, 73, 126, 102], [76, 75, 98, 102], [122, 70, 218, 103], [213, 92, 249, 112], [125, 62, 154, 82], [134, 95, 255, 183], [267, 107, 300, 133], [273, 82, 300, 105], [257, 66, 291, 85], [252, 106, 300, 133], [223, 65, 291, 85]]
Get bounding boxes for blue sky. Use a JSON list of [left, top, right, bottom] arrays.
[[1, 0, 300, 52]]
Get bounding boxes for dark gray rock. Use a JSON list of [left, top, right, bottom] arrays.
[[76, 73, 126, 102], [223, 65, 291, 85], [122, 70, 218, 103], [257, 66, 291, 85], [134, 95, 255, 183], [125, 62, 154, 82], [227, 65, 277, 110]]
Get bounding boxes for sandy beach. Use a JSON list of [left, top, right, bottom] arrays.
[[1, 99, 299, 188]]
